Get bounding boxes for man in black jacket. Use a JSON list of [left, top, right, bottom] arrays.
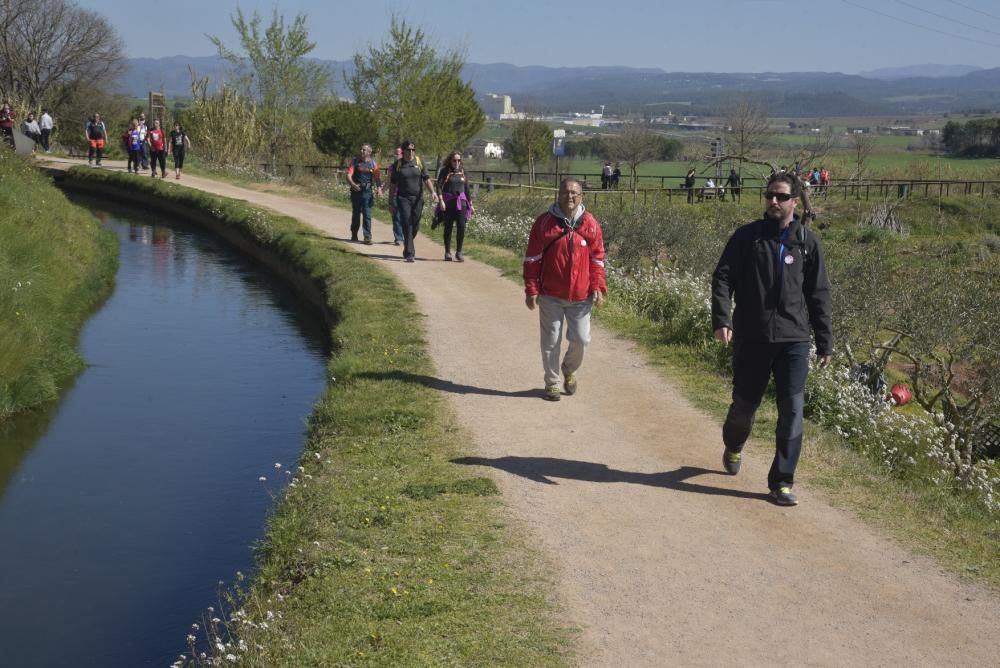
[[711, 173, 833, 506]]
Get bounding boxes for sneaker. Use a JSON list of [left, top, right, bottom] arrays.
[[544, 385, 561, 402], [722, 448, 742, 475], [444, 252, 453, 261], [455, 252, 464, 262], [393, 240, 401, 246], [769, 486, 798, 506], [350, 234, 359, 242], [176, 174, 181, 180], [405, 256, 415, 263], [363, 239, 373, 245], [563, 367, 577, 395]]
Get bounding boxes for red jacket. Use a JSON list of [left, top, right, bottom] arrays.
[[523, 205, 607, 301]]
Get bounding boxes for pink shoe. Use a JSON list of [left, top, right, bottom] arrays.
[[175, 174, 180, 180]]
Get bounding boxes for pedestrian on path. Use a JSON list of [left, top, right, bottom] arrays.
[[39, 109, 53, 153], [146, 119, 167, 178], [711, 172, 833, 506], [346, 143, 381, 244], [385, 145, 405, 246], [523, 178, 607, 402], [390, 139, 439, 262], [125, 119, 143, 173], [85, 113, 107, 165], [435, 150, 475, 262], [169, 122, 191, 180]]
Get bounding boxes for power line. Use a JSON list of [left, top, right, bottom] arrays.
[[841, 0, 1000, 49], [895, 0, 1000, 37], [946, 0, 1000, 24]]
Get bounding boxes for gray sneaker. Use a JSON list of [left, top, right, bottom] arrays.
[[544, 385, 561, 402], [562, 367, 577, 395], [722, 448, 742, 475], [769, 486, 798, 506]]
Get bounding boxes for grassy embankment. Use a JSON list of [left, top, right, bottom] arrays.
[[58, 168, 567, 667], [0, 152, 117, 422]]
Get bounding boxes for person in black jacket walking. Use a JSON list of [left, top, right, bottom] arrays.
[[711, 172, 833, 506]]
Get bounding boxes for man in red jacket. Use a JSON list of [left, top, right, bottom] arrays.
[[523, 178, 607, 401]]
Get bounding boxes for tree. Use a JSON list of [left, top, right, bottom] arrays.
[[349, 17, 484, 162], [720, 93, 774, 164], [848, 131, 877, 183], [208, 9, 332, 174], [0, 0, 125, 111], [607, 120, 661, 192], [311, 101, 380, 165], [505, 119, 551, 185]]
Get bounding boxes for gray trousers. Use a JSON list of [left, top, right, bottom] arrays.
[[538, 294, 593, 388]]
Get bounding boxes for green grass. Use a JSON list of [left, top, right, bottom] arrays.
[[0, 152, 117, 422], [57, 167, 570, 667]]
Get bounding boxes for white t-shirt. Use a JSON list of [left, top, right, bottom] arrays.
[[39, 113, 53, 130]]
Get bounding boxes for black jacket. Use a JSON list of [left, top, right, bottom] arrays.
[[711, 216, 833, 355]]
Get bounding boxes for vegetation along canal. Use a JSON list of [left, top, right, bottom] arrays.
[[0, 199, 329, 667]]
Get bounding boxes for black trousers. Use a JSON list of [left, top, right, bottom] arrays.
[[40, 128, 50, 151], [396, 195, 423, 259], [150, 149, 166, 174], [442, 207, 466, 253], [722, 340, 811, 490]]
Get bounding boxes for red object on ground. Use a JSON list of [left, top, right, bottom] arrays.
[[890, 383, 913, 406]]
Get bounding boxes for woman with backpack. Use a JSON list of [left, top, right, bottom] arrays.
[[390, 139, 439, 263], [435, 150, 475, 262]]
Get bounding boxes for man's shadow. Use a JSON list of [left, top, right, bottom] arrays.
[[452, 456, 770, 501], [357, 371, 542, 398]]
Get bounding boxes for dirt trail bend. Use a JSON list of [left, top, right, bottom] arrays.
[[58, 160, 1000, 666]]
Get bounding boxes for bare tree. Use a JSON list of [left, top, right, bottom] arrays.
[[607, 120, 660, 192], [720, 93, 775, 170], [0, 0, 124, 111], [848, 131, 878, 183]]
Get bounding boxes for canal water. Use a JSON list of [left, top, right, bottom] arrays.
[[0, 201, 329, 667]]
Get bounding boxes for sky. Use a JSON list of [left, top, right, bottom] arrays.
[[74, 0, 1000, 74]]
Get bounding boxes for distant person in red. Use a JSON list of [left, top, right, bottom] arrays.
[[0, 101, 15, 145], [169, 122, 191, 180], [146, 119, 167, 178]]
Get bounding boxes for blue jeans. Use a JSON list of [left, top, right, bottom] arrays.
[[392, 204, 404, 242], [723, 340, 811, 490], [350, 189, 374, 240]]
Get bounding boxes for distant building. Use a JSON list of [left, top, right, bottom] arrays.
[[484, 141, 504, 159], [483, 93, 515, 120]]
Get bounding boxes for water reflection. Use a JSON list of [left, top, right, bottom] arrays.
[[0, 202, 328, 667]]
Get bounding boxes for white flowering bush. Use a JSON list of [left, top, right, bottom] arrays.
[[807, 364, 1000, 514]]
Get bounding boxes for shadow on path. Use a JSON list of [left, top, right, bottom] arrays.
[[453, 455, 770, 500], [357, 371, 542, 398]]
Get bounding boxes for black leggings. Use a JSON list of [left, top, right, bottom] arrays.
[[128, 148, 142, 172], [173, 149, 185, 169], [441, 207, 466, 253], [150, 150, 166, 174]]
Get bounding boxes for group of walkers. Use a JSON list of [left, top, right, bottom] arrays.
[[117, 112, 191, 179], [341, 140, 833, 507], [525, 173, 830, 507], [0, 101, 54, 152], [345, 141, 474, 263]]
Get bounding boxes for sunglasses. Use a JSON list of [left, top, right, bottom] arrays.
[[764, 191, 794, 202], [404, 146, 415, 151]]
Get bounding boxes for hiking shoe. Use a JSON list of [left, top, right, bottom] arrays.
[[563, 369, 577, 395], [405, 256, 415, 263], [455, 252, 464, 262], [363, 238, 373, 245], [393, 240, 401, 246], [350, 234, 358, 242], [769, 486, 798, 506], [544, 385, 562, 402], [444, 252, 453, 261], [722, 448, 742, 475]]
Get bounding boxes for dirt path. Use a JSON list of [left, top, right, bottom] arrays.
[[56, 160, 1000, 666]]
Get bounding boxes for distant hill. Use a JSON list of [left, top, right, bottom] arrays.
[[858, 64, 984, 79], [120, 57, 1000, 117]]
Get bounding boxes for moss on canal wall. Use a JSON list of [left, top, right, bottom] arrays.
[[0, 154, 117, 422], [55, 167, 568, 667]]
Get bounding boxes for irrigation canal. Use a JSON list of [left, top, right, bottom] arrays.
[[0, 199, 328, 667]]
